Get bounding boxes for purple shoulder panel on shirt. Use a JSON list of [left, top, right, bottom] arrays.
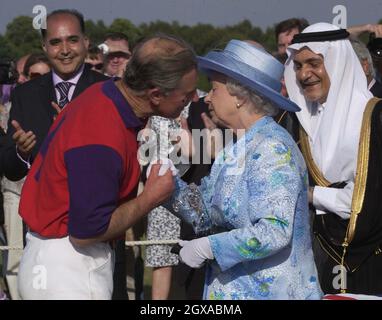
[[102, 79, 143, 129], [65, 144, 123, 239]]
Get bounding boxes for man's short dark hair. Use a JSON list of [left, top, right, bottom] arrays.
[[41, 9, 85, 39], [87, 45, 102, 59], [104, 32, 129, 42], [275, 18, 309, 39]]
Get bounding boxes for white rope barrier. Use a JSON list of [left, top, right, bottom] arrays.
[[125, 239, 179, 246], [0, 246, 23, 251], [0, 239, 180, 251]]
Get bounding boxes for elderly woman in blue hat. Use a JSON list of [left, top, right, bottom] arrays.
[[165, 40, 322, 300]]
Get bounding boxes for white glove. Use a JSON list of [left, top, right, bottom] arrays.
[[146, 158, 178, 178], [179, 237, 214, 268]]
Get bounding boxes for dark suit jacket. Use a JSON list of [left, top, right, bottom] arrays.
[[1, 65, 108, 181], [174, 98, 212, 299], [370, 79, 382, 98]]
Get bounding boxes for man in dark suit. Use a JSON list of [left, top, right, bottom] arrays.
[[2, 9, 108, 182]]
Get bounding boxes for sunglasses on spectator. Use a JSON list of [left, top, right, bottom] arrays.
[[92, 63, 104, 70], [85, 62, 104, 70], [29, 72, 43, 79], [106, 51, 131, 60]]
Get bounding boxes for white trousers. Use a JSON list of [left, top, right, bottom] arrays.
[[3, 190, 23, 300], [18, 232, 114, 300]]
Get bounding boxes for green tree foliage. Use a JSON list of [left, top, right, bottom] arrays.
[[108, 18, 142, 46], [4, 16, 42, 59], [85, 20, 108, 45], [1, 14, 292, 91], [261, 27, 277, 53], [183, 23, 222, 54], [140, 20, 178, 38], [0, 35, 14, 60], [1, 15, 283, 91], [2, 15, 282, 57]]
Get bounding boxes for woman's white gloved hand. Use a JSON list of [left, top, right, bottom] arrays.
[[179, 237, 214, 268]]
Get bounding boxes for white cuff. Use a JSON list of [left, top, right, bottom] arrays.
[[313, 186, 350, 219], [16, 146, 31, 169]]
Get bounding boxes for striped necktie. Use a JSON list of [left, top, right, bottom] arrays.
[[56, 82, 73, 108]]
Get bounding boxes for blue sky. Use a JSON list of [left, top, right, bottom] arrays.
[[1, 0, 381, 33]]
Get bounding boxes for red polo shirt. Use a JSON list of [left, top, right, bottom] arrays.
[[20, 79, 142, 238]]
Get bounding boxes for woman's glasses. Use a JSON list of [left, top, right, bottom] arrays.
[[106, 51, 131, 60]]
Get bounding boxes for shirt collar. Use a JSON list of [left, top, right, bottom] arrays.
[[368, 78, 376, 91], [52, 64, 85, 86], [102, 79, 143, 129]]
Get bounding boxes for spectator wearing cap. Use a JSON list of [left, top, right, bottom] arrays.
[[101, 33, 131, 78]]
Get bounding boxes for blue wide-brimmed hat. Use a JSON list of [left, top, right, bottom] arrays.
[[197, 40, 300, 112]]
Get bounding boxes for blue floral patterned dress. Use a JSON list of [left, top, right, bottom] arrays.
[[168, 116, 322, 300]]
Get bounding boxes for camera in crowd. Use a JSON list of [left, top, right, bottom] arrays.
[[0, 60, 18, 84]]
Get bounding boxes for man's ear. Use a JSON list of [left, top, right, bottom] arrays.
[[147, 88, 164, 106]]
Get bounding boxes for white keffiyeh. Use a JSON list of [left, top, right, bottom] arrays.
[[284, 23, 373, 218]]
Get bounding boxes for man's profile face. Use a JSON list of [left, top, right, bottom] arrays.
[[277, 27, 300, 55], [293, 47, 331, 104], [42, 13, 89, 80], [156, 68, 199, 119]]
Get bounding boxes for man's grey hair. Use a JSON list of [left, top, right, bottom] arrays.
[[123, 33, 197, 96], [226, 78, 279, 116], [350, 36, 376, 79]]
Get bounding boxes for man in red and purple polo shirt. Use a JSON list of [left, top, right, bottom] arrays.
[[17, 34, 199, 299]]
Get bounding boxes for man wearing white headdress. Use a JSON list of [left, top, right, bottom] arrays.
[[285, 22, 382, 295]]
